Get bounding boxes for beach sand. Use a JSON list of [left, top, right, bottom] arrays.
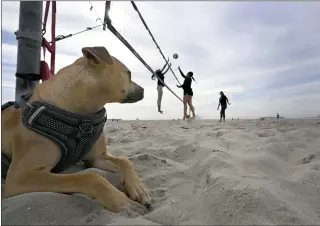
[[2, 119, 320, 225]]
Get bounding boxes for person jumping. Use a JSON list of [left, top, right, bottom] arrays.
[[217, 91, 231, 122], [151, 59, 171, 114], [176, 66, 196, 120]]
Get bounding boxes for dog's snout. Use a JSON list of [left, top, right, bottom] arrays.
[[140, 86, 144, 99], [137, 85, 144, 94], [121, 82, 144, 103]]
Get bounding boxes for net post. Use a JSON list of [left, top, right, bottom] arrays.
[[103, 1, 111, 30], [14, 1, 43, 101]]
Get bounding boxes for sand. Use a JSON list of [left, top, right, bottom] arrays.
[[2, 119, 320, 225]]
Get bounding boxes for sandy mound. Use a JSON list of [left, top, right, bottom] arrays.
[[2, 119, 320, 225]]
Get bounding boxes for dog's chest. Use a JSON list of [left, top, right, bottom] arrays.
[[20, 101, 107, 173]]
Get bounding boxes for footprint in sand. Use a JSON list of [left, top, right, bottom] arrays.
[[120, 137, 133, 144], [150, 187, 168, 204], [296, 153, 316, 165], [130, 153, 167, 163], [206, 132, 215, 137], [212, 149, 229, 155], [107, 127, 119, 133], [107, 137, 115, 144], [277, 128, 289, 133], [84, 211, 101, 223], [213, 127, 222, 130], [257, 131, 274, 137], [216, 131, 224, 137]]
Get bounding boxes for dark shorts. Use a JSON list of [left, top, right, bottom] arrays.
[[183, 89, 193, 96]]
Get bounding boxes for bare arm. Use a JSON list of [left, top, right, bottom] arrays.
[[160, 57, 170, 72], [162, 63, 172, 75], [226, 97, 231, 105], [178, 66, 186, 79]]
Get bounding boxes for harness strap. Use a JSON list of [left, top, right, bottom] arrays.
[[2, 93, 107, 175], [16, 92, 34, 108], [1, 101, 18, 111], [1, 92, 34, 111], [21, 101, 107, 173], [1, 153, 12, 180]]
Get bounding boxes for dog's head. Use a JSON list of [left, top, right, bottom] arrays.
[[81, 46, 144, 104]]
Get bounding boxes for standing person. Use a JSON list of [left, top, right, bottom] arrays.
[[151, 60, 171, 114], [176, 66, 196, 120], [277, 113, 280, 120], [217, 91, 231, 122]]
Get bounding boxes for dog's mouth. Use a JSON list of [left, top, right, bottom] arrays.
[[121, 82, 144, 104]]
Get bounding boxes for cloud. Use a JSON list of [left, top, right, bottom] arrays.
[[1, 1, 320, 119]]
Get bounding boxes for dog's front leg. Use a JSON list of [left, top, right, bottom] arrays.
[[4, 171, 145, 213], [104, 152, 151, 207], [93, 153, 151, 207], [85, 135, 151, 207]]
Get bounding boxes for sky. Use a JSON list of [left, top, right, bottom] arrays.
[[2, 1, 320, 120]]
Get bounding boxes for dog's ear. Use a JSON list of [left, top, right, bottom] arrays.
[[82, 46, 114, 65]]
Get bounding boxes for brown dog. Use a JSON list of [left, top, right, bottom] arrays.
[[1, 46, 151, 213]]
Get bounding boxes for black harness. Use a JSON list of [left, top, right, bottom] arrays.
[[1, 93, 107, 179]]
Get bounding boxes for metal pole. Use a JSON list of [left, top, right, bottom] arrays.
[[14, 1, 43, 102], [103, 1, 111, 31]]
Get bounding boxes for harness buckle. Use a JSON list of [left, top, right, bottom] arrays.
[[78, 120, 94, 138]]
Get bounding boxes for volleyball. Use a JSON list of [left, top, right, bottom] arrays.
[[173, 53, 179, 59]]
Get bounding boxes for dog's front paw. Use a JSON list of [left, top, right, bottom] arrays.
[[120, 166, 151, 207], [123, 176, 151, 207], [96, 184, 146, 213]]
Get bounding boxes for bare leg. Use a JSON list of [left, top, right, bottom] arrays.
[[219, 107, 223, 122], [183, 95, 189, 120], [187, 96, 196, 118], [220, 106, 226, 122], [157, 85, 163, 114]]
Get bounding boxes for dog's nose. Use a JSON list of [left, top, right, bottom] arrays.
[[120, 82, 144, 103], [137, 85, 144, 99], [134, 84, 144, 101], [139, 86, 144, 93], [134, 83, 144, 94]]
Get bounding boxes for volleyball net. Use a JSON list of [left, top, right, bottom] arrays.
[[104, 1, 183, 102]]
